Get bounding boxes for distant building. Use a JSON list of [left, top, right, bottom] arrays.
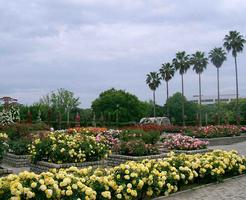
[[189, 94, 243, 105]]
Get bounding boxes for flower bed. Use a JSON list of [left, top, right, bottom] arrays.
[[163, 134, 209, 150], [29, 131, 110, 164], [186, 125, 241, 138], [0, 150, 245, 199]]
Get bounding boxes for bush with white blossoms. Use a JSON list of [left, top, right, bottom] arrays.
[[0, 150, 245, 199], [29, 131, 110, 164], [0, 132, 8, 160]]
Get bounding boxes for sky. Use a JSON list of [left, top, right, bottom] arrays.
[[0, 0, 246, 108]]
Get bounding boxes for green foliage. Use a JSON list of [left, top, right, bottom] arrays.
[[120, 129, 160, 144], [119, 140, 159, 156], [8, 139, 31, 155], [1, 123, 49, 140], [92, 88, 147, 123], [165, 92, 197, 125]]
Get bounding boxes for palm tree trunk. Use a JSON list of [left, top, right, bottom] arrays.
[[217, 67, 220, 125], [199, 73, 202, 126], [234, 56, 240, 125], [181, 74, 185, 126], [153, 90, 156, 117], [166, 81, 169, 117]]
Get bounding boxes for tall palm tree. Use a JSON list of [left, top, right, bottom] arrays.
[[172, 51, 190, 126], [159, 62, 175, 117], [146, 72, 161, 117], [209, 47, 226, 124], [223, 31, 246, 124], [190, 51, 208, 126]]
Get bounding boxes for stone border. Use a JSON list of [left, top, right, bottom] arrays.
[[30, 160, 105, 173], [162, 149, 212, 154], [200, 135, 246, 146], [152, 173, 246, 200], [106, 153, 167, 167], [3, 153, 31, 167], [0, 166, 13, 177]]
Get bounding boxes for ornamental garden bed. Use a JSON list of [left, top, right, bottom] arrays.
[[30, 160, 105, 173], [106, 153, 167, 167], [2, 153, 31, 167], [161, 148, 212, 154]]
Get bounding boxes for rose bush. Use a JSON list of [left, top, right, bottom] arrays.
[[163, 134, 208, 150], [0, 150, 245, 200], [29, 131, 110, 164], [187, 125, 241, 138], [0, 132, 8, 160]]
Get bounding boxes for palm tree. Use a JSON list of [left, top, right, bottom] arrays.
[[190, 51, 208, 126], [146, 72, 161, 117], [223, 31, 246, 124], [209, 47, 226, 124], [172, 51, 190, 126], [159, 62, 175, 117]]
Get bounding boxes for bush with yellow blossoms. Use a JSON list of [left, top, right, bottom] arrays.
[[29, 131, 110, 164], [0, 132, 8, 160], [0, 150, 245, 200]]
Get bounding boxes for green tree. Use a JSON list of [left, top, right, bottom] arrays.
[[209, 47, 226, 124], [40, 88, 80, 128], [146, 72, 161, 117], [223, 30, 246, 123], [165, 92, 197, 125], [190, 51, 208, 126], [159, 62, 175, 117], [91, 88, 145, 123], [172, 51, 190, 126]]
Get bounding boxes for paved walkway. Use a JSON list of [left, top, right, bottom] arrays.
[[158, 141, 246, 200]]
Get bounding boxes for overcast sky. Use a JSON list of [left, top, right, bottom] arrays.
[[0, 0, 246, 108]]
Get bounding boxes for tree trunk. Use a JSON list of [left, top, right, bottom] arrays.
[[67, 109, 70, 128], [166, 81, 169, 117], [234, 56, 240, 125], [153, 90, 156, 117], [181, 74, 185, 126], [199, 73, 202, 127], [217, 67, 220, 125]]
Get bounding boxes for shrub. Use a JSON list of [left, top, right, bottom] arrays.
[[163, 134, 208, 150], [0, 133, 8, 160], [0, 123, 49, 140], [119, 140, 159, 156], [187, 125, 241, 138], [124, 124, 185, 133], [29, 131, 110, 164], [120, 129, 160, 144], [8, 139, 31, 155]]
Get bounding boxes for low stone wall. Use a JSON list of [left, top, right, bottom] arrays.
[[3, 153, 31, 167], [0, 167, 13, 177], [166, 149, 212, 154], [106, 153, 167, 167], [200, 135, 246, 146], [30, 160, 105, 173]]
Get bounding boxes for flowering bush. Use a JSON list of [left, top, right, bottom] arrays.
[[163, 134, 208, 150], [67, 127, 108, 135], [188, 125, 241, 138], [29, 131, 110, 164], [119, 140, 159, 156], [0, 150, 245, 200], [124, 124, 184, 133], [0, 132, 8, 160]]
